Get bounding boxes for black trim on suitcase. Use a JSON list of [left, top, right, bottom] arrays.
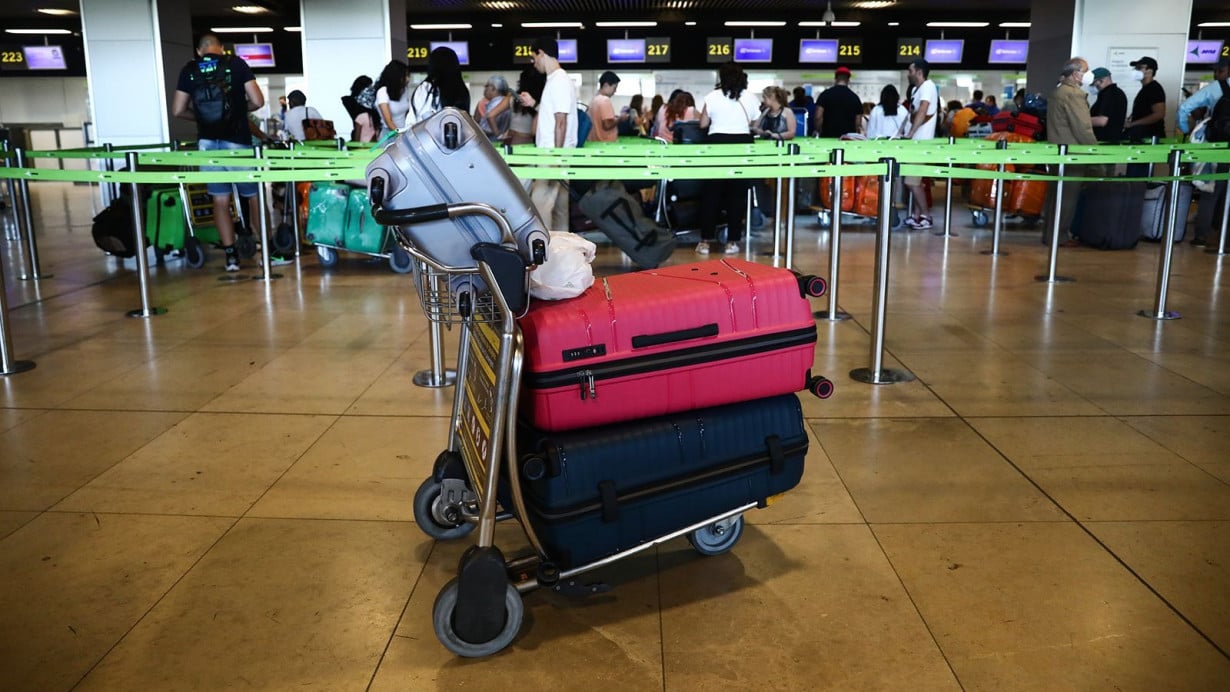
[[766, 434, 785, 475], [598, 480, 619, 523], [532, 325, 818, 393], [631, 323, 720, 349]]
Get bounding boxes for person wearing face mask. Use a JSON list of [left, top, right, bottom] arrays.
[[1124, 57, 1166, 142], [1044, 57, 1104, 246], [1088, 67, 1127, 143]]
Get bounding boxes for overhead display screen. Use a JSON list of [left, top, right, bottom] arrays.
[[988, 40, 1029, 64], [733, 38, 773, 63], [1186, 40, 1224, 64], [558, 39, 577, 63], [430, 41, 470, 66], [233, 43, 275, 69], [925, 39, 964, 64], [799, 39, 838, 64], [607, 39, 646, 63]]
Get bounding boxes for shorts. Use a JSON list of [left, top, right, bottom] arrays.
[[199, 138, 258, 198], [903, 176, 923, 187]]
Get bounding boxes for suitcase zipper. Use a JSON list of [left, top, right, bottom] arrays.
[[531, 325, 817, 394]]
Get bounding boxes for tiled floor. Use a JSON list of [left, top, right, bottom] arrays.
[[2, 182, 1228, 690]]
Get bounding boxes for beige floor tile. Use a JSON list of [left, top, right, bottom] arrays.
[[371, 524, 664, 690], [0, 512, 232, 692], [0, 407, 45, 434], [1137, 350, 1230, 397], [0, 342, 149, 409], [903, 350, 1103, 417], [811, 418, 1065, 523], [800, 354, 954, 418], [971, 417, 1230, 521], [77, 518, 421, 691], [0, 510, 38, 539], [747, 425, 864, 525], [249, 415, 451, 521], [201, 346, 404, 414], [54, 412, 334, 516], [296, 311, 427, 351], [660, 523, 960, 690], [874, 522, 1230, 691], [1017, 351, 1230, 416], [1123, 415, 1230, 483], [1088, 521, 1230, 652], [345, 346, 462, 417], [0, 409, 187, 511]]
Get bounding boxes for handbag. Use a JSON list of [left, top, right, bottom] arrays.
[[302, 118, 337, 141]]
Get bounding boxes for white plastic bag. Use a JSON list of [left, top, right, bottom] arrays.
[[529, 232, 595, 300]]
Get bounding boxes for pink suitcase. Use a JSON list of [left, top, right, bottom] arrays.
[[519, 258, 830, 432]]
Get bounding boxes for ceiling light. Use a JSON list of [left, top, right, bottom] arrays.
[[5, 28, 73, 34], [283, 26, 301, 32], [999, 22, 1031, 28], [724, 21, 786, 27], [799, 21, 861, 27], [521, 22, 585, 28], [595, 21, 658, 28], [852, 0, 896, 7], [409, 23, 472, 30], [231, 5, 269, 14], [491, 23, 503, 28], [926, 22, 990, 28], [209, 26, 274, 33], [685, 21, 697, 26], [36, 8, 78, 16], [483, 1, 516, 8], [888, 22, 900, 27], [1197, 22, 1230, 27]]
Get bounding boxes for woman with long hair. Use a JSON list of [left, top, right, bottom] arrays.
[[866, 84, 909, 139], [662, 89, 698, 141], [507, 66, 545, 146], [341, 75, 379, 142], [409, 46, 470, 124], [696, 62, 759, 254], [374, 60, 410, 138]]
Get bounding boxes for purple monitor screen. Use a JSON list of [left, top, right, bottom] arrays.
[[925, 39, 964, 64], [22, 45, 67, 70], [988, 40, 1028, 64], [734, 38, 773, 63], [430, 41, 470, 66], [233, 43, 275, 68], [1186, 40, 1223, 64], [798, 39, 839, 63], [558, 39, 578, 63], [607, 39, 646, 63]]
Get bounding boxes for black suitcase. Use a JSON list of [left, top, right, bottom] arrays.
[[1072, 181, 1146, 250], [575, 180, 675, 269], [514, 394, 808, 568], [91, 198, 137, 258]]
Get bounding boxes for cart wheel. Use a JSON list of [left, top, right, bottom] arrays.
[[816, 210, 831, 228], [184, 237, 206, 268], [413, 477, 475, 541], [688, 515, 744, 556], [389, 245, 414, 274], [807, 375, 835, 399], [316, 245, 339, 268], [272, 222, 295, 254], [433, 577, 522, 658], [796, 274, 827, 298], [236, 232, 257, 258], [971, 210, 989, 227]]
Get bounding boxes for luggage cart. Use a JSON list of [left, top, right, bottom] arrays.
[[371, 183, 762, 659], [306, 182, 414, 273]]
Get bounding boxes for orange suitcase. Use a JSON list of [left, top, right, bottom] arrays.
[[818, 176, 856, 213]]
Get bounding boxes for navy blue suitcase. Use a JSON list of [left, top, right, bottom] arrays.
[[515, 394, 808, 568]]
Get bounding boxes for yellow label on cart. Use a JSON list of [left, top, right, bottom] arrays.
[[457, 321, 502, 498], [764, 492, 786, 507]]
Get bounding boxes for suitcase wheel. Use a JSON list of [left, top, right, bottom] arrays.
[[272, 222, 296, 255], [316, 245, 339, 268], [971, 210, 989, 227], [807, 375, 835, 400], [184, 237, 206, 269], [236, 232, 257, 259], [388, 245, 414, 274], [796, 273, 827, 298], [413, 477, 476, 541], [688, 515, 744, 556], [433, 577, 523, 658]]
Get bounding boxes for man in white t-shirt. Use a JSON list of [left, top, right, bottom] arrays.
[[903, 59, 939, 230], [518, 36, 577, 231]]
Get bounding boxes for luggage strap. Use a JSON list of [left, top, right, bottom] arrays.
[[765, 434, 785, 475], [598, 480, 620, 523]]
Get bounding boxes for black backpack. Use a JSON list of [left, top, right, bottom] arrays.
[[191, 55, 234, 125], [91, 198, 137, 258], [1205, 80, 1230, 143]]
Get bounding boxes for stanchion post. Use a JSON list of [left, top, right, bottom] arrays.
[[982, 138, 1009, 255], [815, 147, 850, 321], [124, 151, 166, 318], [1035, 143, 1075, 283], [0, 229, 37, 376], [937, 136, 959, 237], [14, 148, 52, 281], [412, 264, 457, 388], [2, 140, 20, 242], [289, 141, 302, 257], [103, 142, 117, 205], [850, 158, 914, 385], [250, 144, 281, 282], [744, 185, 753, 261], [772, 138, 784, 262], [785, 142, 799, 269], [1210, 151, 1229, 257], [1138, 149, 1183, 320]]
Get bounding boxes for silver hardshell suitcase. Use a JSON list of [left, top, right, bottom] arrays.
[[366, 107, 549, 270]]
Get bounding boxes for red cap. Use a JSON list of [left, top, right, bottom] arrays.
[[835, 66, 851, 76]]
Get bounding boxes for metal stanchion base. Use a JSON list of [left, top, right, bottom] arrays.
[[127, 307, 167, 318], [250, 273, 284, 282], [1034, 274, 1076, 283], [934, 230, 958, 238], [979, 250, 1008, 256], [413, 369, 457, 388], [1137, 309, 1181, 321], [0, 360, 36, 376], [813, 310, 851, 321], [218, 274, 249, 283], [850, 367, 915, 385], [18, 273, 54, 281], [1206, 248, 1229, 256]]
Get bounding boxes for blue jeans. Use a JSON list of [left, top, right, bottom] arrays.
[[199, 139, 258, 198]]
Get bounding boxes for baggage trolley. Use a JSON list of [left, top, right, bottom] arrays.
[[370, 181, 766, 659]]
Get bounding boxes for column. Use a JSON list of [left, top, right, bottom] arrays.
[[300, 0, 407, 132]]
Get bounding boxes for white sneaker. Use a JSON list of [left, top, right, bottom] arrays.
[[724, 242, 740, 254], [695, 242, 710, 255]]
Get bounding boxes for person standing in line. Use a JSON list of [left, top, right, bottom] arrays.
[[507, 66, 544, 146], [1088, 67, 1127, 143], [519, 37, 577, 232], [588, 71, 620, 143], [902, 59, 939, 229], [408, 46, 469, 125], [866, 85, 910, 139], [814, 66, 863, 138], [374, 60, 411, 139], [1177, 56, 1230, 246], [696, 61, 759, 255], [171, 33, 266, 273], [1123, 56, 1166, 179], [476, 75, 513, 141], [1044, 57, 1105, 246], [282, 90, 322, 142]]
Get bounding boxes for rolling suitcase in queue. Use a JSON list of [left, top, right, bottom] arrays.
[[1140, 182, 1193, 243], [519, 257, 832, 432], [1071, 181, 1147, 249], [514, 393, 809, 568], [145, 187, 221, 267]]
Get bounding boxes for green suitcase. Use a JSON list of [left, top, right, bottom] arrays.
[[343, 188, 386, 255], [304, 183, 349, 247], [145, 188, 220, 254]]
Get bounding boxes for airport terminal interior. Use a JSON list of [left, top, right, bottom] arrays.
[[3, 0, 1230, 690]]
